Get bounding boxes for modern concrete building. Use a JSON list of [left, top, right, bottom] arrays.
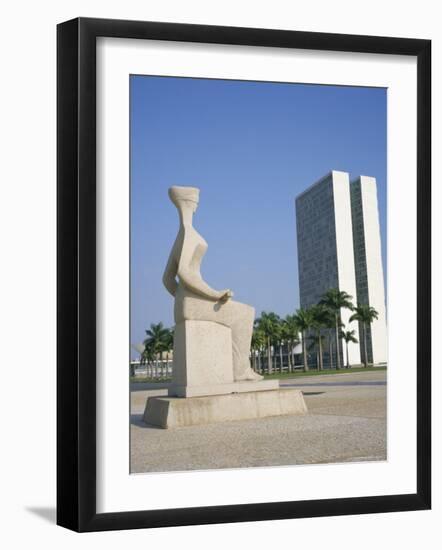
[[350, 176, 388, 364], [295, 170, 387, 366]]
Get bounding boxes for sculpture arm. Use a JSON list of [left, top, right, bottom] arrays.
[[162, 250, 178, 297], [177, 239, 226, 301], [178, 266, 225, 301]]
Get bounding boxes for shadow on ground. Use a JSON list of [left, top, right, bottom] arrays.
[[26, 507, 56, 524], [131, 413, 164, 430]]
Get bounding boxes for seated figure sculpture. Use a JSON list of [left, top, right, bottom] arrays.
[[163, 185, 262, 383]]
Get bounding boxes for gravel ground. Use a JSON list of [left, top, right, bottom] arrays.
[[130, 370, 387, 473]]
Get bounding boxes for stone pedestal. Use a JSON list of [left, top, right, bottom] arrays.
[[171, 320, 233, 387], [168, 320, 278, 397], [144, 319, 306, 428], [144, 388, 307, 429]]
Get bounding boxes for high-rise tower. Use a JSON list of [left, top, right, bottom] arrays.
[[350, 176, 387, 364], [296, 171, 360, 365], [295, 170, 387, 366]]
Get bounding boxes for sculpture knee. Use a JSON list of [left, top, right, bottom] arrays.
[[230, 304, 254, 335], [233, 301, 254, 321]]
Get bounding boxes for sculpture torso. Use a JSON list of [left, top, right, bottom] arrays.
[[173, 228, 214, 323], [183, 228, 207, 281]]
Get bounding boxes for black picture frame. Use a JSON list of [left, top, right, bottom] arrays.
[[57, 17, 431, 532]]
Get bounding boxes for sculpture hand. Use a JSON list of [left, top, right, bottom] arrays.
[[219, 289, 234, 302]]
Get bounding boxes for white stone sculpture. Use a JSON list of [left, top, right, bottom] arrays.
[[143, 185, 307, 426], [163, 186, 268, 395]]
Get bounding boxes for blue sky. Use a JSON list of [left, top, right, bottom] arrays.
[[130, 75, 387, 352]]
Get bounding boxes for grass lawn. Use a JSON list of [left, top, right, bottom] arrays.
[[130, 365, 386, 383], [262, 366, 386, 379], [131, 376, 172, 383]]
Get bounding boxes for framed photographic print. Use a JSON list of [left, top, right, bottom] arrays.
[[57, 17, 431, 532]]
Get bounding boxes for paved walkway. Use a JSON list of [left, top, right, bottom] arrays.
[[130, 370, 387, 473]]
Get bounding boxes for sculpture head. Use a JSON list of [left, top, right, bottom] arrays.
[[168, 186, 200, 214]]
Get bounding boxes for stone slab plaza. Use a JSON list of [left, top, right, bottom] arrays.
[[131, 370, 386, 473]]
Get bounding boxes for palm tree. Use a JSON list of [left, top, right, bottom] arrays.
[[350, 305, 379, 367], [282, 315, 300, 372], [163, 328, 174, 378], [279, 322, 288, 372], [256, 312, 281, 374], [256, 330, 266, 373], [319, 289, 354, 370], [340, 329, 358, 368], [278, 329, 284, 373], [327, 307, 339, 369], [140, 343, 155, 378], [293, 308, 314, 372], [325, 316, 335, 370], [274, 317, 286, 373], [251, 328, 266, 374], [143, 322, 170, 378], [308, 334, 326, 371], [310, 304, 330, 371]]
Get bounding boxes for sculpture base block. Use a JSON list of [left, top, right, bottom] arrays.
[[143, 388, 307, 429], [168, 378, 279, 397]]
